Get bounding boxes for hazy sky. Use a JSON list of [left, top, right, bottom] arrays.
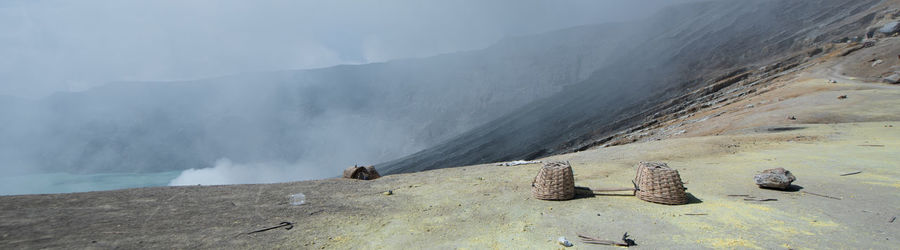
[[0, 0, 701, 98]]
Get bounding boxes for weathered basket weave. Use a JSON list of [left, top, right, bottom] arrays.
[[634, 162, 687, 205], [364, 166, 381, 180], [343, 166, 370, 180], [532, 161, 575, 200]]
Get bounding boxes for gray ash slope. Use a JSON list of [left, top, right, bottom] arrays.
[[380, 0, 882, 174], [0, 17, 626, 174]]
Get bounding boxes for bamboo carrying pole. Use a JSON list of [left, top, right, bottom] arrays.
[[575, 179, 640, 195], [589, 188, 637, 192]]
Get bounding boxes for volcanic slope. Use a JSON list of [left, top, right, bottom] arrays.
[[380, 0, 883, 174]]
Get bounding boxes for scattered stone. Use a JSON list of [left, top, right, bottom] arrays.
[[788, 116, 797, 120], [872, 59, 884, 67], [863, 40, 877, 48], [837, 95, 847, 100], [754, 168, 796, 190], [884, 74, 900, 84], [289, 193, 306, 206], [383, 190, 392, 195], [808, 47, 824, 57], [558, 236, 573, 247], [878, 21, 900, 35], [829, 79, 838, 83]]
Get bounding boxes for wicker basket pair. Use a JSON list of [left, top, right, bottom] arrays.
[[530, 161, 687, 205], [343, 165, 381, 180]]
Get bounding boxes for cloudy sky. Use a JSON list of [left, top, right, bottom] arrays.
[[0, 0, 701, 98]]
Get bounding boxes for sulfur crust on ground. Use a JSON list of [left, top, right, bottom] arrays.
[[3, 41, 900, 250]]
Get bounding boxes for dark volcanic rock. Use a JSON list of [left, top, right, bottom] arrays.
[[754, 168, 796, 190], [884, 73, 900, 84], [878, 21, 900, 35]]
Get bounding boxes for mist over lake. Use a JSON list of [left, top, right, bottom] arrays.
[[0, 0, 699, 194]]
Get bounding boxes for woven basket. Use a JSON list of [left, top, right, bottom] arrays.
[[364, 166, 381, 180], [343, 166, 370, 180], [634, 162, 687, 205], [532, 161, 575, 200]]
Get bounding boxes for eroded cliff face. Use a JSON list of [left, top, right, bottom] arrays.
[[381, 0, 884, 174]]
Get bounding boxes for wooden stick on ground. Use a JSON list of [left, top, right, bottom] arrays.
[[246, 222, 294, 235], [575, 186, 637, 196], [839, 171, 862, 176], [743, 198, 778, 202], [590, 188, 637, 192], [578, 232, 636, 247], [728, 194, 776, 202], [801, 191, 842, 200]]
